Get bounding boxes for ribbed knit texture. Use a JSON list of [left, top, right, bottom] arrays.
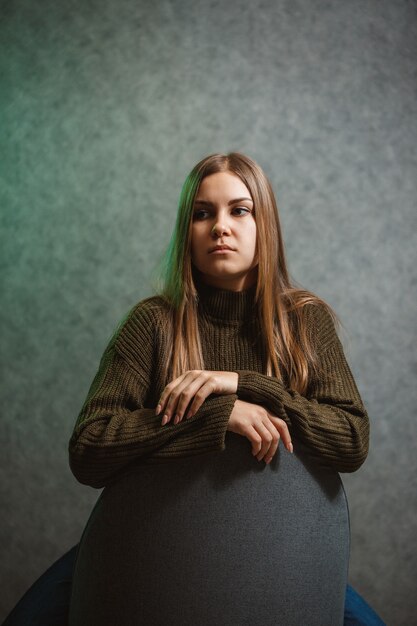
[[69, 283, 369, 488]]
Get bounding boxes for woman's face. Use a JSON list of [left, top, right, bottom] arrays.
[[191, 171, 258, 292]]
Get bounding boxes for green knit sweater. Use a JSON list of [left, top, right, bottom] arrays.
[[69, 283, 369, 488]]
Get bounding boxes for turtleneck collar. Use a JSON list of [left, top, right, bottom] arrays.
[[195, 277, 258, 322]]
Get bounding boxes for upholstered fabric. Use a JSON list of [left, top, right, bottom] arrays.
[[69, 434, 349, 625]]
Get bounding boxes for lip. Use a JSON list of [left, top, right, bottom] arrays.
[[209, 249, 235, 255], [209, 245, 235, 253]]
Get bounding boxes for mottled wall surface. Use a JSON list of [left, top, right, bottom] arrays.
[[1, 0, 416, 624]]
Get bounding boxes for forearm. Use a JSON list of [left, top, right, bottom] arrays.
[[139, 393, 238, 464], [69, 348, 237, 487], [234, 343, 369, 472], [69, 397, 237, 486]]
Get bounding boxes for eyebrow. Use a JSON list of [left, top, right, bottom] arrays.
[[194, 197, 253, 206]]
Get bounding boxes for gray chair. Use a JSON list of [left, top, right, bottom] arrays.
[[69, 432, 349, 626]]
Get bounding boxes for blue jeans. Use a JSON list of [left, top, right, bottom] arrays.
[[2, 544, 386, 626]]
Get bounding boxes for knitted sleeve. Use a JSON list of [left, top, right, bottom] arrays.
[[68, 301, 237, 488], [233, 304, 370, 473]]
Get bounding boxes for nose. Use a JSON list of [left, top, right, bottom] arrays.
[[211, 220, 231, 238]]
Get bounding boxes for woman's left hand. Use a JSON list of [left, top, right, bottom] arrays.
[[156, 370, 238, 426]]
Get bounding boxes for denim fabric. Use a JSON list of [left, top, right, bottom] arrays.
[[2, 439, 382, 626], [344, 584, 386, 626], [2, 545, 385, 626], [2, 545, 76, 626]]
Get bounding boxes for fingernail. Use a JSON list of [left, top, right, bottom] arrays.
[[185, 412, 192, 420], [156, 404, 161, 415], [174, 414, 180, 424], [288, 443, 293, 454], [161, 414, 169, 426]]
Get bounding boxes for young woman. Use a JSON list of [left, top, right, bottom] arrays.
[[4, 152, 383, 625]]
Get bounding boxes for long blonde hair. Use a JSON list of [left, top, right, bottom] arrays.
[[151, 152, 341, 395]]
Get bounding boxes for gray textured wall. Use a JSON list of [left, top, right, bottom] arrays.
[[1, 0, 416, 624]]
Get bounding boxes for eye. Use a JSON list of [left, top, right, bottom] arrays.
[[233, 207, 251, 216], [192, 207, 251, 220], [193, 209, 209, 220]]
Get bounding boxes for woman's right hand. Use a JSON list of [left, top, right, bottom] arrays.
[[227, 399, 293, 464]]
